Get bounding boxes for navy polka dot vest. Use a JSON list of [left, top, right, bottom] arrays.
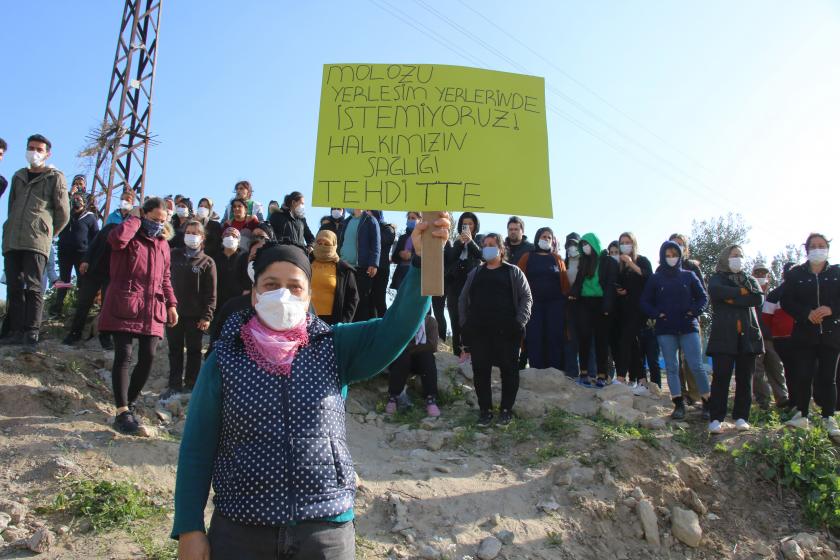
[[212, 310, 356, 525]]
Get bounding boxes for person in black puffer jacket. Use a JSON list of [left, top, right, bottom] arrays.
[[780, 233, 840, 438], [51, 193, 100, 316], [706, 245, 765, 434], [268, 191, 314, 253]]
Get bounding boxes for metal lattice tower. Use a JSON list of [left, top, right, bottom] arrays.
[[89, 0, 162, 215]]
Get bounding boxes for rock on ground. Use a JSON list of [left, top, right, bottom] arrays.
[[476, 535, 503, 560], [637, 499, 660, 546], [781, 539, 805, 560], [27, 527, 54, 553], [671, 506, 702, 548]]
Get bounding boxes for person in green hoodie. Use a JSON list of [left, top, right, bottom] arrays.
[[568, 233, 619, 387]]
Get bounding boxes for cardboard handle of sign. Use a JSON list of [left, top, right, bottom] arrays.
[[421, 211, 445, 296]]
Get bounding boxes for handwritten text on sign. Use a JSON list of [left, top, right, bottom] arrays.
[[312, 64, 552, 218]]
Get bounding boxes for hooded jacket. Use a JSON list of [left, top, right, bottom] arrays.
[[570, 232, 618, 312], [445, 212, 483, 284], [3, 166, 70, 258], [98, 216, 177, 337], [705, 245, 765, 355], [57, 209, 99, 254], [780, 261, 840, 348], [269, 207, 315, 252], [640, 241, 708, 335]]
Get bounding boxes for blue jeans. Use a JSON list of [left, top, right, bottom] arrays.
[[657, 333, 710, 398]]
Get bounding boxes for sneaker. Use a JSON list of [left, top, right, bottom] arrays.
[[632, 384, 650, 396], [159, 389, 181, 405], [498, 409, 513, 425], [595, 377, 607, 388], [62, 332, 82, 346], [425, 398, 440, 418], [385, 398, 398, 415], [735, 419, 751, 431], [708, 420, 723, 434], [477, 411, 494, 427], [22, 332, 39, 350], [113, 411, 140, 435], [785, 412, 810, 430], [822, 416, 840, 438], [614, 377, 626, 385], [578, 374, 592, 387]]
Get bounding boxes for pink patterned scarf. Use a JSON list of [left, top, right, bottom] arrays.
[[240, 315, 309, 376]]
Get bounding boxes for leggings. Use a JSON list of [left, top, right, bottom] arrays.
[[111, 332, 160, 408], [709, 353, 755, 422], [388, 350, 438, 399], [574, 296, 612, 376], [616, 315, 644, 382]]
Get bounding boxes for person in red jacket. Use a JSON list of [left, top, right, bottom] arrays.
[[763, 262, 798, 411], [99, 197, 178, 435]]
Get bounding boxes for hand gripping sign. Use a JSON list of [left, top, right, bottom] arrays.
[[313, 63, 552, 295]]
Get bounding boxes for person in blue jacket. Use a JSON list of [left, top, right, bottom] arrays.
[[337, 209, 381, 321], [640, 240, 711, 420], [171, 212, 450, 560]]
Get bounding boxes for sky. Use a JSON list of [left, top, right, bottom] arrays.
[[1, 0, 839, 285]]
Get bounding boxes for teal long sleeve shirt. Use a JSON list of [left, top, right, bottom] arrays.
[[170, 264, 430, 539]]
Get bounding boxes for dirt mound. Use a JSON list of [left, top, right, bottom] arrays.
[[0, 340, 837, 559]]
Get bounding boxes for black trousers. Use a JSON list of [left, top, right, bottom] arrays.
[[773, 337, 797, 406], [641, 327, 662, 387], [795, 342, 838, 418], [432, 294, 447, 339], [470, 325, 521, 412], [68, 274, 109, 336], [709, 353, 755, 422], [52, 249, 84, 313], [388, 349, 438, 399], [4, 250, 47, 336], [574, 297, 612, 376], [446, 281, 468, 356], [617, 315, 645, 382], [166, 319, 204, 391], [352, 269, 373, 322], [111, 332, 160, 408], [371, 264, 389, 318], [207, 511, 354, 560]]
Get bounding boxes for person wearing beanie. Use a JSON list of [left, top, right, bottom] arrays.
[[640, 241, 710, 420], [311, 229, 359, 325], [705, 245, 765, 434], [172, 213, 451, 559], [161, 221, 217, 404]]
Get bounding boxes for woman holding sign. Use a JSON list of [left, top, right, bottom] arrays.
[[172, 213, 451, 560]]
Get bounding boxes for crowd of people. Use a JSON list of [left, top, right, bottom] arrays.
[[1, 133, 839, 557]]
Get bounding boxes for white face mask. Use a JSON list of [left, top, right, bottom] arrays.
[[728, 257, 743, 273], [247, 260, 256, 282], [331, 209, 343, 220], [620, 244, 633, 255], [294, 204, 306, 218], [567, 246, 579, 258], [119, 200, 134, 212], [175, 206, 189, 218], [611, 254, 620, 263], [538, 239, 552, 251], [196, 207, 210, 219], [184, 234, 202, 249], [255, 287, 308, 331], [808, 249, 829, 264], [756, 277, 769, 286], [26, 150, 47, 168], [222, 236, 239, 249], [666, 257, 679, 267], [582, 245, 592, 256]]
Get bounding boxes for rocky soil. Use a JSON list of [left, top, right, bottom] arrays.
[[0, 332, 837, 559]]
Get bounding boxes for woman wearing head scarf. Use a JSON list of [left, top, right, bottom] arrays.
[[172, 213, 450, 560], [706, 245, 765, 433], [311, 230, 359, 325], [517, 227, 570, 370], [781, 233, 840, 438], [640, 241, 710, 420], [196, 198, 223, 258]]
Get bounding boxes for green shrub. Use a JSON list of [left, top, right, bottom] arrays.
[[732, 427, 840, 529]]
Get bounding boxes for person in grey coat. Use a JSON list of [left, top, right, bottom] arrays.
[[706, 244, 765, 433], [459, 233, 532, 426]]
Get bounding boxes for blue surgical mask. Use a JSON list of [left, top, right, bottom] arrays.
[[406, 219, 417, 232], [482, 246, 500, 261], [141, 218, 164, 238]]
